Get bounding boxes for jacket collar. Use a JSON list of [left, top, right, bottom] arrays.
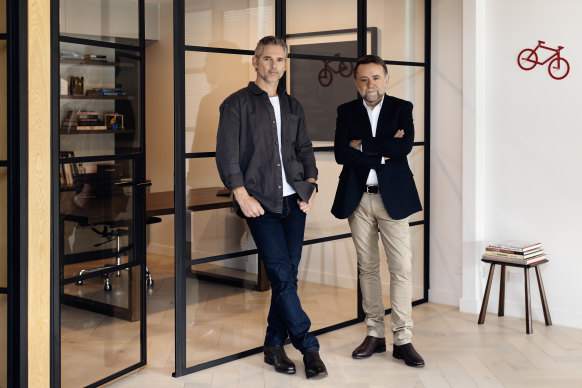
[[248, 81, 286, 98]]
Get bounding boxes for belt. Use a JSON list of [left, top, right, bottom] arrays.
[[365, 185, 379, 194]]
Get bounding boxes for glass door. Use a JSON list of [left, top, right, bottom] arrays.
[[54, 1, 147, 386]]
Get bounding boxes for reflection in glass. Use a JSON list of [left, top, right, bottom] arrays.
[[409, 146, 425, 224], [60, 159, 135, 279], [184, 0, 275, 50], [59, 43, 141, 157], [59, 0, 139, 44], [185, 238, 358, 367], [185, 51, 253, 153], [387, 65, 425, 143], [60, 267, 141, 387], [368, 0, 425, 62]]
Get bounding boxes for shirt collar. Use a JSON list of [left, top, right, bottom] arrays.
[[362, 95, 385, 112]]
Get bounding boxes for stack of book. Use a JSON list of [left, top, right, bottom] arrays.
[[86, 88, 127, 97], [483, 240, 546, 264], [61, 111, 107, 131], [83, 54, 107, 62]]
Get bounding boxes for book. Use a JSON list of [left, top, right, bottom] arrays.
[[75, 125, 107, 130], [69, 76, 84, 95], [487, 240, 542, 253], [484, 248, 543, 259], [482, 253, 547, 265]]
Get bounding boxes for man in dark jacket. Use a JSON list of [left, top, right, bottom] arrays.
[[332, 55, 424, 367], [216, 36, 327, 379]]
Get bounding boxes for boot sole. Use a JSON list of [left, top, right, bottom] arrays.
[[264, 357, 296, 374], [352, 345, 387, 359], [392, 353, 425, 367]]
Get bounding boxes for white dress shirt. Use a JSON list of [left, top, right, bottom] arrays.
[[363, 97, 386, 186]]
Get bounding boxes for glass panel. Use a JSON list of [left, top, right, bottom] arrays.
[[185, 238, 358, 367], [304, 152, 351, 239], [409, 146, 425, 223], [387, 65, 425, 142], [288, 57, 356, 143], [184, 0, 275, 50], [287, 31, 359, 58], [185, 51, 253, 154], [60, 43, 141, 156], [0, 40, 5, 161], [367, 0, 425, 63], [287, 0, 357, 56], [59, 0, 139, 45], [0, 294, 6, 388], [60, 267, 141, 388], [60, 159, 135, 281], [0, 167, 5, 288], [379, 224, 425, 309], [185, 159, 243, 261]]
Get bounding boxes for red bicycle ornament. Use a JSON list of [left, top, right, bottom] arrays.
[[517, 40, 570, 80]]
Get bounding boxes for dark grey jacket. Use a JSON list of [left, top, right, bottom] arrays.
[[216, 82, 318, 214]]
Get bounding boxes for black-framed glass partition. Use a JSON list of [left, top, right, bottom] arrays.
[[174, 0, 429, 377], [52, 0, 148, 387], [0, 0, 7, 384]]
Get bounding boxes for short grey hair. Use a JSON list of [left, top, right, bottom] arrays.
[[354, 55, 389, 78], [254, 36, 288, 59]]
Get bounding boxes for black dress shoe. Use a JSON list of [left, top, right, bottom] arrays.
[[264, 345, 296, 374], [392, 343, 425, 367], [303, 350, 328, 379], [352, 336, 387, 359]]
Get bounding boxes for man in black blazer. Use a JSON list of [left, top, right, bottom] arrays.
[[332, 55, 424, 367]]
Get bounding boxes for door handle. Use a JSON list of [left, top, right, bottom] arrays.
[[136, 180, 152, 188]]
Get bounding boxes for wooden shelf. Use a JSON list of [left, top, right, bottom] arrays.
[[60, 95, 134, 100], [60, 128, 134, 135], [60, 58, 134, 67]]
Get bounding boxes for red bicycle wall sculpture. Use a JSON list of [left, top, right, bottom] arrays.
[[517, 40, 570, 80]]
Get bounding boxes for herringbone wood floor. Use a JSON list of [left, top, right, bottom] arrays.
[[67, 254, 582, 387]]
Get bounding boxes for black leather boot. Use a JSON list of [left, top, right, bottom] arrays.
[[264, 345, 296, 374], [303, 350, 328, 379]]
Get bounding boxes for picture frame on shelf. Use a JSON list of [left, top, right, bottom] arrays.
[[69, 75, 84, 95]]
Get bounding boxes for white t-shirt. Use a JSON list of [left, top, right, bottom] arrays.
[[270, 96, 296, 196]]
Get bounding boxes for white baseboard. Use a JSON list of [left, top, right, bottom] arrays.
[[459, 296, 480, 314], [486, 300, 582, 329], [147, 242, 174, 257], [429, 288, 459, 306]]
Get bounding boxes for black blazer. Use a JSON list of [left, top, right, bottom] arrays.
[[331, 95, 422, 220]]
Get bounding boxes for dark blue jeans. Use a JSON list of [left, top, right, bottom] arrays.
[[246, 194, 319, 354]]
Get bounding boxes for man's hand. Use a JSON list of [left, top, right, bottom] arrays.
[[394, 129, 404, 138], [233, 186, 265, 218], [349, 139, 362, 150], [298, 187, 316, 213]]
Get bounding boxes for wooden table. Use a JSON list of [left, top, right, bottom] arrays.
[[478, 258, 551, 334]]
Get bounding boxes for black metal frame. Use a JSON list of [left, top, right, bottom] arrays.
[[50, 1, 148, 387], [5, 0, 28, 386], [173, 0, 431, 378]]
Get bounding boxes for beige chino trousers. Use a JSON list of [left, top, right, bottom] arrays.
[[348, 192, 413, 345]]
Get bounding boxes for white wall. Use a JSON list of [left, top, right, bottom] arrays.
[[456, 0, 582, 329]]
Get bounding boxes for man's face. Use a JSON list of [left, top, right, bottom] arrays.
[[252, 44, 287, 85], [354, 63, 389, 107]]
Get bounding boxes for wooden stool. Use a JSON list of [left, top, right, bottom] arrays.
[[478, 258, 551, 334]]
